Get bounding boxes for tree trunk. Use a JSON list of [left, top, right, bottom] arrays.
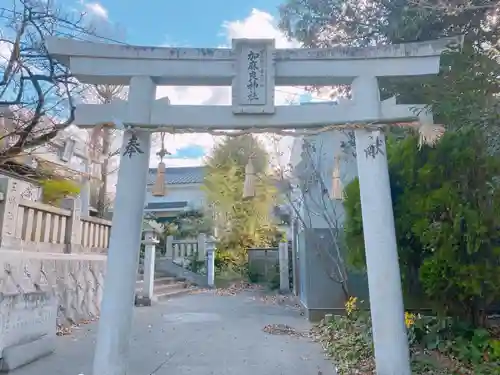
[[97, 127, 111, 217]]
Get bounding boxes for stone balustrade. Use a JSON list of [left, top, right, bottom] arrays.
[[165, 234, 206, 266], [81, 216, 111, 252], [172, 239, 198, 261], [0, 176, 112, 254], [14, 199, 71, 253]]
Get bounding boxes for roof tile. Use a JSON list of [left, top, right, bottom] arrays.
[[148, 166, 205, 185]]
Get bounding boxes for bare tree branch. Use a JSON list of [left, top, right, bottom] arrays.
[[269, 133, 352, 299], [84, 84, 127, 217], [0, 0, 119, 164]]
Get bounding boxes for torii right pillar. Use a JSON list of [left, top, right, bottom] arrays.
[[352, 76, 411, 375]]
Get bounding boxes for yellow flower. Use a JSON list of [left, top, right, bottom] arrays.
[[345, 296, 358, 316], [404, 311, 416, 328]]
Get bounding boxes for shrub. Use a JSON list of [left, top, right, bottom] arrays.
[[214, 250, 239, 273], [344, 130, 500, 326], [40, 178, 80, 205], [317, 297, 500, 374]]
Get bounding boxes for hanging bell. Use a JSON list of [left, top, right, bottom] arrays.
[[242, 157, 256, 199], [152, 161, 167, 196]]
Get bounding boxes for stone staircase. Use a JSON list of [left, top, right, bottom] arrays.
[[135, 273, 193, 305], [155, 257, 209, 287]]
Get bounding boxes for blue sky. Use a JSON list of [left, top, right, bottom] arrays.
[[75, 0, 284, 47], [169, 145, 206, 160]]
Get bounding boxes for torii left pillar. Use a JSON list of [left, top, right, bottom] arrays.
[[92, 76, 155, 375]]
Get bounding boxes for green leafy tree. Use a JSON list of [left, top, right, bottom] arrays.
[[279, 0, 500, 149], [40, 178, 80, 205], [280, 0, 498, 48], [344, 131, 500, 326], [204, 135, 278, 256], [170, 209, 213, 239]]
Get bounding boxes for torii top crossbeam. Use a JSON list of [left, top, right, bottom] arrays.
[[48, 37, 461, 86], [46, 36, 462, 130]]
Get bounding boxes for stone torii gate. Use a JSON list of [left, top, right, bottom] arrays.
[[47, 36, 461, 375]]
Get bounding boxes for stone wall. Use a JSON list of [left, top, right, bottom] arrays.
[[0, 251, 106, 327], [0, 175, 111, 328], [0, 176, 111, 369], [0, 291, 57, 371], [297, 228, 370, 322]]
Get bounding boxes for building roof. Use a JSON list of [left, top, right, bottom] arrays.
[[148, 166, 206, 185]]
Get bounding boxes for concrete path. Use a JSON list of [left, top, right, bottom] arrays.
[[12, 291, 336, 375]]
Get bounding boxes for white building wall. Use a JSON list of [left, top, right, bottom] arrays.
[[33, 130, 102, 179], [288, 130, 358, 230]]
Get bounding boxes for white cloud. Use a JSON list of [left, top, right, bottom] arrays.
[[0, 41, 11, 62], [82, 2, 109, 20], [154, 9, 302, 169], [0, 27, 13, 65], [160, 157, 205, 167], [221, 9, 299, 48]]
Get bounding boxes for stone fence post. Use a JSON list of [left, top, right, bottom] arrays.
[[0, 177, 23, 250], [165, 235, 173, 259], [136, 229, 159, 306], [206, 235, 215, 288], [279, 241, 290, 293], [61, 198, 82, 253], [197, 233, 206, 261]]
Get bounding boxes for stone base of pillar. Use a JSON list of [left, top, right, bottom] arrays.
[[134, 294, 157, 307]]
